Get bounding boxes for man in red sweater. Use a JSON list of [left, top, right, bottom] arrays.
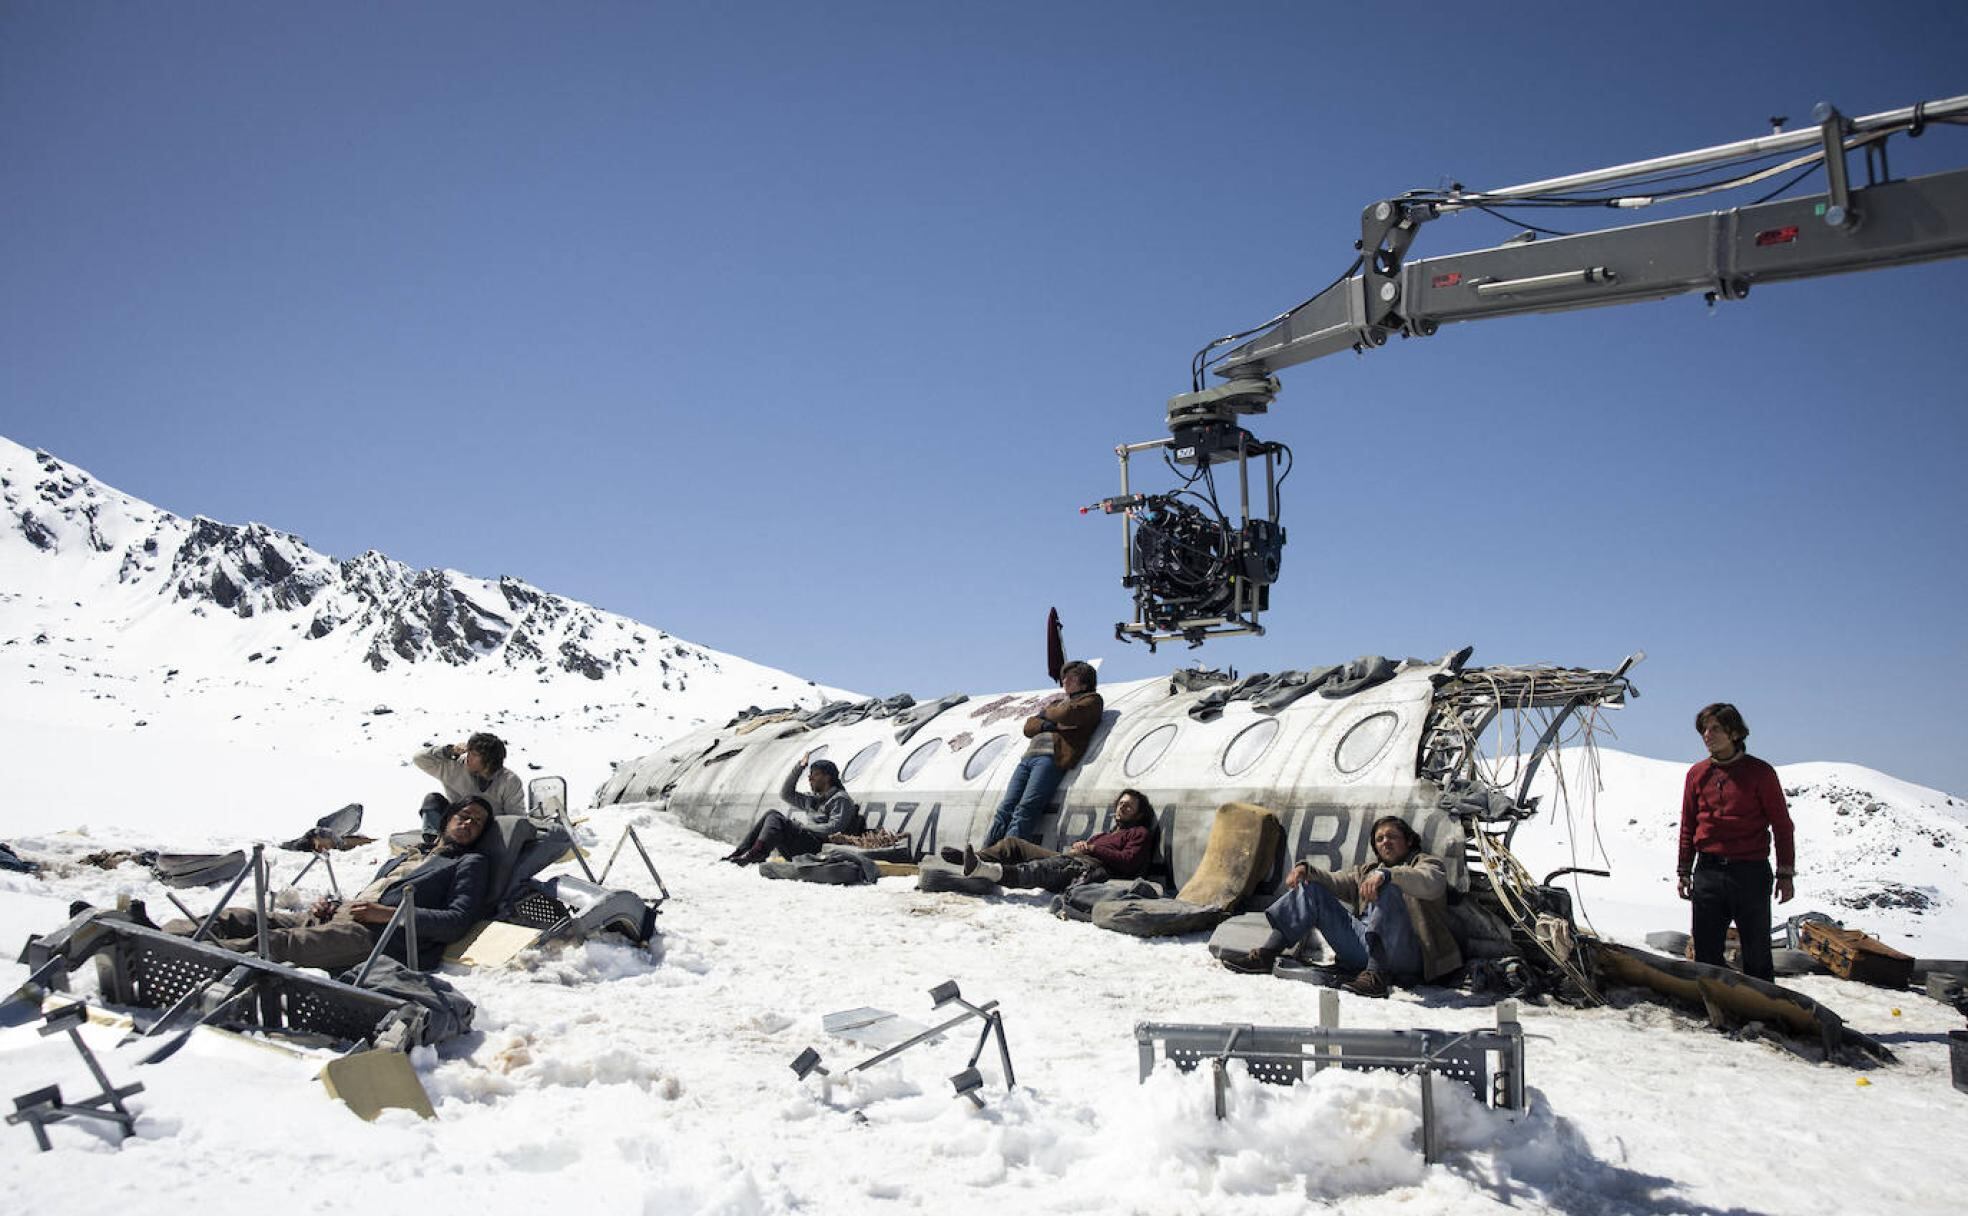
[[1678, 702, 1796, 981]]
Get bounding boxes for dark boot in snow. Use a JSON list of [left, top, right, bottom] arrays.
[[120, 898, 159, 931], [940, 847, 966, 866], [1343, 970, 1391, 998], [961, 845, 980, 876], [1221, 947, 1281, 976]]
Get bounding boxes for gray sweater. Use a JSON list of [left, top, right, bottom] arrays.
[[779, 767, 863, 838], [412, 744, 527, 818]]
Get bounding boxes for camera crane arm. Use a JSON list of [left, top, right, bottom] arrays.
[[1204, 95, 1968, 387], [1112, 96, 1968, 650]]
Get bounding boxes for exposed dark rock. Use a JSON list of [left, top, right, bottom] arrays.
[[559, 639, 607, 681], [1831, 884, 1934, 913], [17, 510, 55, 551]]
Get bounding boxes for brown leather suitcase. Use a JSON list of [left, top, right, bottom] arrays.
[[1799, 921, 1914, 988]]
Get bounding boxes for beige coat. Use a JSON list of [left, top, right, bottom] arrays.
[[1304, 851, 1463, 981]]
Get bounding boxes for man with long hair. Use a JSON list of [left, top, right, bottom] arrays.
[[1221, 815, 1461, 997], [950, 789, 1157, 892], [1678, 702, 1795, 980]]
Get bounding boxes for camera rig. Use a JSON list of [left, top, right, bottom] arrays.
[[1099, 377, 1289, 650], [1094, 94, 1968, 650]]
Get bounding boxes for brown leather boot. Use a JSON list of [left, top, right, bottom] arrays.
[[1343, 969, 1390, 998], [1221, 947, 1281, 975]]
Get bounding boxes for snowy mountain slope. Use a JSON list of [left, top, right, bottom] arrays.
[[0, 435, 850, 835]]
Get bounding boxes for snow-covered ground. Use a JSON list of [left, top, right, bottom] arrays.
[[5, 788, 1965, 1216], [4, 434, 1966, 1214]]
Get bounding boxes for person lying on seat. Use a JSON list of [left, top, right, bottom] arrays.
[[721, 752, 863, 865], [152, 798, 492, 970], [943, 789, 1157, 893], [1219, 815, 1462, 997]]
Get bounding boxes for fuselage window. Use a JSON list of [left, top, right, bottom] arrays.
[[1334, 711, 1400, 774], [843, 742, 882, 784], [1222, 718, 1280, 777], [963, 734, 1012, 781], [1124, 724, 1178, 778], [897, 738, 942, 783]]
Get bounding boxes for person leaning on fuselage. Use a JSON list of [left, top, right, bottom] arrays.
[[1221, 815, 1462, 998], [721, 751, 864, 865], [945, 788, 1157, 892], [1677, 701, 1795, 981], [412, 732, 526, 838], [982, 660, 1104, 847]]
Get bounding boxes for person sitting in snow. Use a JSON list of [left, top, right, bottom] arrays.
[[981, 659, 1105, 847], [151, 797, 492, 970], [943, 788, 1157, 892], [412, 732, 525, 838], [720, 751, 863, 865], [1220, 815, 1462, 997]]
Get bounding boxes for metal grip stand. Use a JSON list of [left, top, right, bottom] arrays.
[[6, 1004, 143, 1151], [597, 824, 670, 899], [791, 980, 1016, 1108]]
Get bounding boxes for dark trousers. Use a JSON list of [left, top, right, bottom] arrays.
[[734, 810, 827, 860], [162, 908, 381, 970], [978, 838, 1095, 892], [1690, 854, 1775, 981]]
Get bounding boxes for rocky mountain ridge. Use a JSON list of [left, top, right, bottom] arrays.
[[3, 436, 733, 688]]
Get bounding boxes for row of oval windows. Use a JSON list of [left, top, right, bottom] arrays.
[[809, 710, 1400, 787]]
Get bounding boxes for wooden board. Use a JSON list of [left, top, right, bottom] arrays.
[[442, 921, 542, 969], [319, 1049, 435, 1121]]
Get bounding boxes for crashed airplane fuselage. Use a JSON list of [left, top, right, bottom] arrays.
[[599, 648, 1637, 898]]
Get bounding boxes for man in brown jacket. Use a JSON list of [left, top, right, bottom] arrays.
[[982, 660, 1104, 846], [1222, 815, 1462, 997]]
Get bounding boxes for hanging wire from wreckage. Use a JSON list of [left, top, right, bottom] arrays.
[[1426, 662, 1638, 1002]]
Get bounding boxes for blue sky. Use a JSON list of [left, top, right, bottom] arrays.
[[4, 2, 1965, 794]]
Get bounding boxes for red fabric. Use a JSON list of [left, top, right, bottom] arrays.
[[1678, 754, 1795, 874], [1081, 824, 1154, 878]]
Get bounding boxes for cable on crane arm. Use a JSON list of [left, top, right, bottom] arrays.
[[1193, 256, 1363, 389]]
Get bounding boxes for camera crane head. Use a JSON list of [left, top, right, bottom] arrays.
[[1091, 377, 1289, 651]]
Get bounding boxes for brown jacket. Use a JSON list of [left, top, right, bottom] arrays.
[[1022, 690, 1105, 771], [1304, 850, 1463, 982]]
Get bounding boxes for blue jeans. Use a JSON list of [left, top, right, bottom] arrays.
[[983, 754, 1062, 846], [1263, 878, 1422, 977]]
